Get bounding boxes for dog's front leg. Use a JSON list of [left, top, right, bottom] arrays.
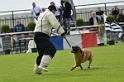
[[79, 65, 83, 69], [70, 65, 77, 71]]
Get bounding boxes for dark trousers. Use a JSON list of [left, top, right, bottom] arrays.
[[56, 15, 61, 22], [34, 32, 56, 66], [63, 18, 71, 34]]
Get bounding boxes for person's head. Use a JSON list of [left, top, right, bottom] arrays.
[[92, 12, 96, 18], [113, 6, 118, 10], [42, 7, 46, 12], [48, 5, 57, 14], [32, 2, 36, 8], [16, 20, 21, 25], [98, 7, 101, 11], [50, 1, 55, 5], [64, 0, 69, 3], [119, 10, 123, 14]]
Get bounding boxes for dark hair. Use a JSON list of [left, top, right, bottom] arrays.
[[61, 0, 64, 5], [48, 5, 57, 11]]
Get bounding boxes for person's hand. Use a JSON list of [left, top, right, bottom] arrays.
[[62, 34, 66, 38], [33, 16, 36, 18], [61, 32, 66, 38]]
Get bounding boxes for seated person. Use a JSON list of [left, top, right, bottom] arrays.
[[14, 20, 26, 32], [89, 12, 100, 31], [89, 12, 99, 25], [116, 10, 124, 22]]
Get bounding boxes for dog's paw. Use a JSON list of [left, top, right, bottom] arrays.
[[70, 67, 73, 71], [88, 67, 90, 69]]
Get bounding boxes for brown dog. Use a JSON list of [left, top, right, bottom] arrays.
[[70, 46, 93, 71]]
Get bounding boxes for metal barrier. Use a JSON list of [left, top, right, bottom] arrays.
[[0, 31, 34, 54]]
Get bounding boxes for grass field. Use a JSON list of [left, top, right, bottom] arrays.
[[0, 42, 124, 82]]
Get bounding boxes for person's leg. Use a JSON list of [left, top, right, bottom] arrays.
[[57, 15, 61, 22], [121, 33, 124, 42], [56, 16, 60, 22], [33, 42, 44, 74], [39, 39, 56, 72], [66, 18, 71, 35], [33, 33, 45, 74], [63, 18, 68, 34], [34, 32, 56, 72], [36, 45, 44, 66]]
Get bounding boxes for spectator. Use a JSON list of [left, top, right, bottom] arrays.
[[41, 7, 46, 13], [62, 0, 72, 35], [116, 10, 124, 42], [116, 10, 124, 22], [96, 7, 104, 20], [50, 1, 61, 22], [111, 6, 119, 19], [31, 2, 41, 23], [89, 12, 99, 25], [14, 20, 26, 32], [96, 7, 104, 15], [102, 11, 107, 23]]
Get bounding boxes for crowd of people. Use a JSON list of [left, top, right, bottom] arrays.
[[13, 0, 72, 34], [88, 6, 124, 42], [30, 0, 72, 35], [89, 6, 124, 24]]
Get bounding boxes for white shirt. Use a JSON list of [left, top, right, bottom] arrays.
[[31, 6, 41, 17], [55, 5, 60, 16], [34, 9, 65, 36]]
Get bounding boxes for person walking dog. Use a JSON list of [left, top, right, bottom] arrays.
[[33, 5, 66, 74]]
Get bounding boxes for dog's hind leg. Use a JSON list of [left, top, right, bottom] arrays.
[[88, 55, 92, 69]]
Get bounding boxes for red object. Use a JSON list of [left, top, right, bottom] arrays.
[[82, 32, 98, 48]]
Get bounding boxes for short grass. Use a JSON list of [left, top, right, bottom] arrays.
[[0, 42, 124, 82]]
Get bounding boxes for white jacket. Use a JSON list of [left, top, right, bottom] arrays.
[[34, 9, 64, 36]]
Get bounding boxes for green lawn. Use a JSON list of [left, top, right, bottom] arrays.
[[0, 42, 124, 82]]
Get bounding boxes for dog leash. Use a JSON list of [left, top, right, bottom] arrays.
[[64, 37, 71, 48]]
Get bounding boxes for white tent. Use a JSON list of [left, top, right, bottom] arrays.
[[0, 0, 123, 11]]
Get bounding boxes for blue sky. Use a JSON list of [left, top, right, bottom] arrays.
[[0, 0, 123, 11]]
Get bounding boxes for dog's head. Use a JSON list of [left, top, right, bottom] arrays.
[[71, 46, 82, 54]]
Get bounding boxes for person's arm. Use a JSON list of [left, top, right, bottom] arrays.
[[31, 9, 34, 15], [22, 24, 26, 31], [38, 6, 41, 13], [31, 9, 36, 18], [116, 15, 119, 22], [89, 18, 92, 25], [96, 17, 100, 23], [14, 25, 16, 32], [47, 13, 65, 36], [122, 15, 124, 22]]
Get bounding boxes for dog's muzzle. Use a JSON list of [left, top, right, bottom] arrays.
[[71, 50, 75, 53]]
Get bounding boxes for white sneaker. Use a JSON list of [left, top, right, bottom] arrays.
[[34, 67, 42, 74], [39, 66, 48, 72], [39, 55, 52, 72], [34, 63, 42, 74]]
